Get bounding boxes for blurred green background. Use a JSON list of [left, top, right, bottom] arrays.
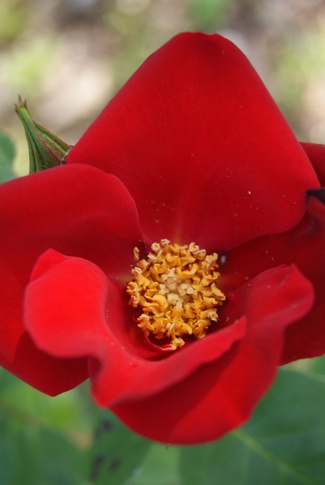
[[1, 0, 325, 176], [1, 1, 325, 484]]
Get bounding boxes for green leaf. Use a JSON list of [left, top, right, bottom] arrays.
[[88, 410, 151, 485], [0, 408, 86, 485], [126, 444, 180, 485], [294, 353, 325, 376], [0, 426, 16, 485], [0, 370, 89, 485], [179, 368, 325, 485], [2, 364, 325, 485], [0, 369, 91, 437], [0, 130, 16, 183]]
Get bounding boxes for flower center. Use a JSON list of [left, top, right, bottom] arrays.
[[126, 239, 226, 350]]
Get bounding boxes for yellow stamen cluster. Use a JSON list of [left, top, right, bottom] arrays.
[[126, 239, 226, 350]]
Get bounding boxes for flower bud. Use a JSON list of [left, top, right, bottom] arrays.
[[15, 96, 71, 173]]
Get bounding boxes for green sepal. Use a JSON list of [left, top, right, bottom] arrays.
[[15, 96, 71, 174]]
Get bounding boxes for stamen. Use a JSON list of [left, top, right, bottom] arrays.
[[126, 240, 226, 350], [133, 246, 140, 262]]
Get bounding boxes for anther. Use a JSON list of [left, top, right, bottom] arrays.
[[126, 240, 226, 350]]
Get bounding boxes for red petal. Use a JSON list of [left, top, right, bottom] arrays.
[[25, 250, 116, 356], [301, 142, 325, 185], [0, 164, 142, 394], [111, 265, 313, 444], [67, 33, 318, 251], [221, 192, 325, 363]]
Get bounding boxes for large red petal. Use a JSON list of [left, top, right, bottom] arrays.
[[111, 265, 313, 444], [220, 191, 325, 363], [0, 164, 142, 394], [301, 142, 325, 185], [67, 33, 318, 251]]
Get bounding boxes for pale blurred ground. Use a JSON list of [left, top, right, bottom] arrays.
[[1, 0, 325, 176]]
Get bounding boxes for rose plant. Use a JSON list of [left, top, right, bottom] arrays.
[[0, 33, 324, 445]]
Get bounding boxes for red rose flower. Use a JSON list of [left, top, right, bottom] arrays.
[[0, 33, 324, 445]]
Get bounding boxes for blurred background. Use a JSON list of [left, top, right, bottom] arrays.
[[1, 0, 325, 175]]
